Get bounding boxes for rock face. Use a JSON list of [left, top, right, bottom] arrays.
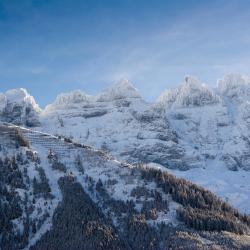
[[0, 88, 41, 126], [37, 75, 250, 171], [41, 79, 200, 170], [156, 74, 250, 171]]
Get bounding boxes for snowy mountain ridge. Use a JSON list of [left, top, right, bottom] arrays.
[[95, 78, 141, 102], [44, 78, 141, 113], [3, 73, 249, 112]]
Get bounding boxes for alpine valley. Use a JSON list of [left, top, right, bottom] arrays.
[[1, 74, 250, 249]]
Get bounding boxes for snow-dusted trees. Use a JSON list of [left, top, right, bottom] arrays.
[[0, 156, 28, 249], [32, 176, 127, 250], [123, 214, 159, 250], [177, 206, 247, 234], [140, 167, 250, 234], [33, 167, 52, 199], [51, 160, 66, 173], [0, 156, 24, 189]]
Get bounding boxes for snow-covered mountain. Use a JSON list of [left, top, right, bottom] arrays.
[[1, 74, 250, 215], [41, 78, 200, 171], [1, 123, 250, 249], [38, 75, 250, 171]]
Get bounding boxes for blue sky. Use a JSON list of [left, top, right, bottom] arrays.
[[1, 0, 250, 107]]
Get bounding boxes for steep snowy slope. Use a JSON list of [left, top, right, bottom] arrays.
[[1, 123, 250, 249]]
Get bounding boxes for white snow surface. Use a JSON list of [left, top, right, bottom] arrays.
[[44, 90, 93, 113]]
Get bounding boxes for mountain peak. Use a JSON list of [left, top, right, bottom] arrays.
[[180, 75, 207, 94], [43, 90, 94, 113], [184, 75, 201, 87], [218, 73, 248, 87], [5, 88, 29, 102], [96, 78, 141, 102], [113, 77, 131, 87], [1, 88, 40, 112], [157, 75, 220, 108], [54, 90, 93, 105], [217, 73, 250, 99]]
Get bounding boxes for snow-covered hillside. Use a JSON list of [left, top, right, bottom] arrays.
[[1, 123, 250, 249]]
